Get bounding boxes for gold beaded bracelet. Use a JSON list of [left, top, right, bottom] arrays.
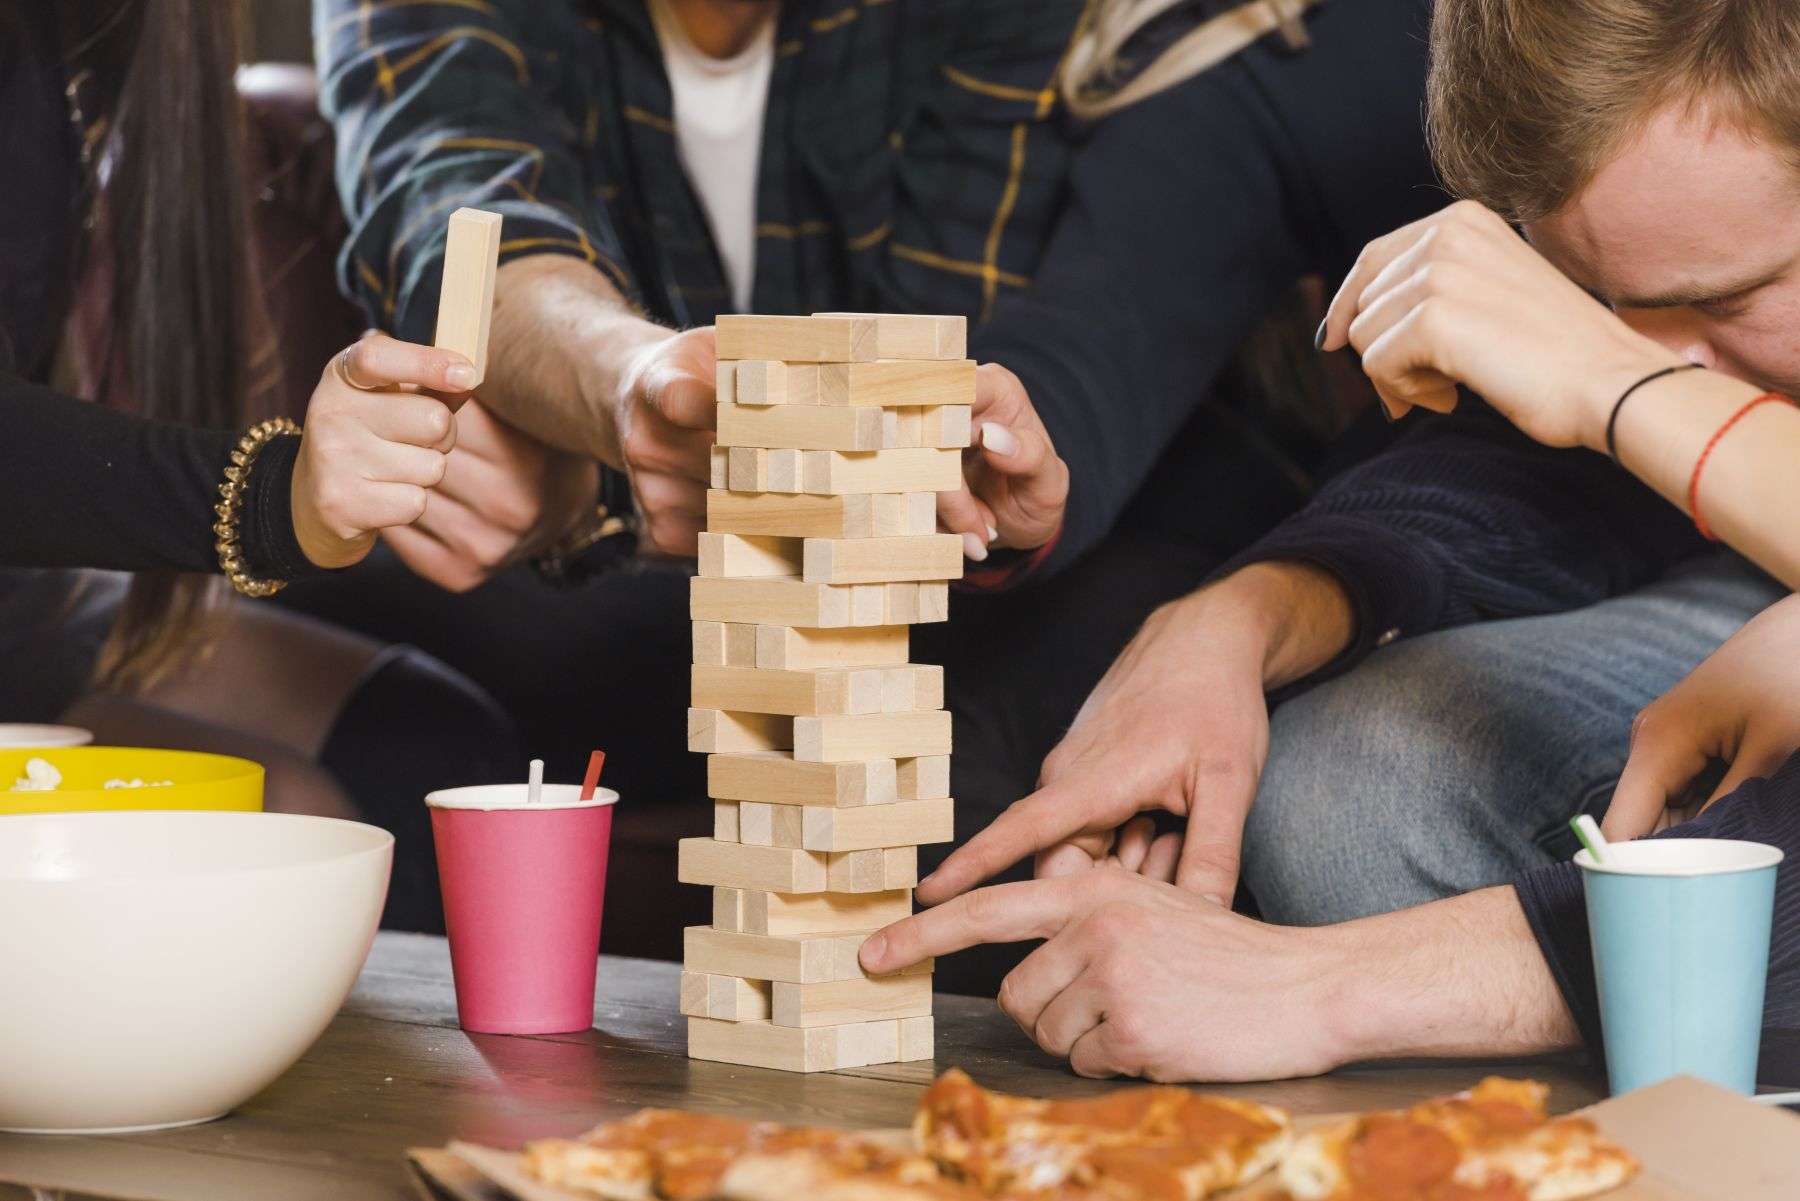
[[214, 417, 301, 598]]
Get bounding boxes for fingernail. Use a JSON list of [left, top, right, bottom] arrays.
[[980, 422, 1019, 456], [859, 933, 886, 966], [445, 363, 478, 390], [962, 532, 989, 562], [985, 524, 998, 544], [1313, 319, 1327, 350]]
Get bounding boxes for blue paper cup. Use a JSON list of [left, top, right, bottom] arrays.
[[1578, 838, 1781, 1094]]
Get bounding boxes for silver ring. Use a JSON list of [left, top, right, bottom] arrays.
[[336, 345, 377, 391]]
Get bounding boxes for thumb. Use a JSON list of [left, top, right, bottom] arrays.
[[1174, 760, 1258, 903], [1603, 711, 1707, 840]]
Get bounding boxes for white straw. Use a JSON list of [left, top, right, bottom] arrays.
[[1571, 813, 1609, 863], [526, 758, 544, 805], [1752, 1090, 1800, 1106]]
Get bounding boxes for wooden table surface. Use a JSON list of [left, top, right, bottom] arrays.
[[0, 932, 1604, 1201]]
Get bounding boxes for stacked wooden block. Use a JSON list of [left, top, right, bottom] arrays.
[[680, 312, 968, 1072]]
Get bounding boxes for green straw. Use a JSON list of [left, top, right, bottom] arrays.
[[1570, 813, 1609, 863]]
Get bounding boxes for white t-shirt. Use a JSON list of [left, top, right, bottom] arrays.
[[649, 0, 776, 313]]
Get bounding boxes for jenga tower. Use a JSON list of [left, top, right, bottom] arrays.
[[679, 312, 970, 1072]]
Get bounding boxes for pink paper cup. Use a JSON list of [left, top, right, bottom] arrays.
[[427, 783, 617, 1034]]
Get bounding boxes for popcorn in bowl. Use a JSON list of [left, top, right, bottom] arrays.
[[9, 757, 172, 793]]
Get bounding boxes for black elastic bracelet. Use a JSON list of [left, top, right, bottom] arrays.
[[1605, 363, 1701, 463]]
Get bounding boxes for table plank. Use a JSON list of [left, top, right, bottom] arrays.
[[0, 932, 1604, 1201]]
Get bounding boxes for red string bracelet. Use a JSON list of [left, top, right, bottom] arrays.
[[1688, 391, 1793, 540]]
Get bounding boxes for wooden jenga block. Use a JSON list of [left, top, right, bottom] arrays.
[[812, 313, 966, 360], [897, 755, 951, 799], [739, 887, 911, 937], [898, 1015, 935, 1061], [713, 886, 746, 932], [717, 402, 883, 451], [679, 972, 771, 1021], [882, 664, 944, 712], [922, 405, 973, 448], [679, 970, 709, 1017], [883, 582, 924, 625], [710, 445, 729, 488], [827, 846, 918, 892], [692, 664, 902, 717], [678, 837, 828, 892], [716, 361, 737, 404], [432, 208, 503, 384], [802, 448, 962, 494], [727, 447, 803, 492], [687, 708, 794, 752], [737, 802, 774, 846], [884, 407, 924, 449], [708, 752, 898, 807], [795, 710, 952, 762], [697, 533, 803, 579], [874, 492, 938, 536], [800, 797, 954, 851], [713, 800, 740, 842], [693, 620, 758, 667], [733, 360, 822, 406], [770, 802, 805, 848], [686, 1016, 898, 1072], [755, 625, 909, 670], [691, 577, 889, 628], [817, 359, 976, 407], [707, 491, 881, 539], [918, 582, 950, 622], [802, 535, 964, 584], [715, 315, 877, 362], [708, 975, 772, 1021], [684, 926, 926, 983], [772, 974, 932, 1028]]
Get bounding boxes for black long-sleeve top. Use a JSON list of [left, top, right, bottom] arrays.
[[0, 14, 309, 580], [1516, 750, 1800, 1087], [971, 0, 1441, 579]]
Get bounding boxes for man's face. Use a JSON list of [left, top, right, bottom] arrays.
[[1527, 102, 1800, 395]]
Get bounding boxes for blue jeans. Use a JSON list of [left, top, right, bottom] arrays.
[[1242, 552, 1785, 925]]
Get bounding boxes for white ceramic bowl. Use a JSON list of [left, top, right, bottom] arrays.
[[0, 810, 392, 1133]]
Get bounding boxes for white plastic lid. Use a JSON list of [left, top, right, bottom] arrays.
[[424, 783, 619, 811], [1575, 838, 1782, 877]]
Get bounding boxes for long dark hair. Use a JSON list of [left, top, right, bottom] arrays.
[[64, 0, 269, 690]]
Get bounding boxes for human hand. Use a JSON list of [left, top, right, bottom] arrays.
[[290, 335, 473, 569], [937, 363, 1069, 561], [1605, 593, 1800, 839], [612, 326, 716, 555], [862, 869, 1350, 1081], [382, 399, 599, 592], [918, 584, 1273, 907], [1318, 200, 1681, 448]]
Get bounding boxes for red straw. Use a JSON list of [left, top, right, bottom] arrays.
[[579, 749, 607, 801]]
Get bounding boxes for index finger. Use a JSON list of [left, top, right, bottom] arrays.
[[860, 878, 1087, 974], [1319, 213, 1440, 352], [340, 335, 478, 401], [917, 778, 1119, 905]]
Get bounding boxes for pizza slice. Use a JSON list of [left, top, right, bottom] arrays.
[[1278, 1076, 1638, 1201], [521, 1108, 880, 1201], [913, 1068, 1291, 1199]]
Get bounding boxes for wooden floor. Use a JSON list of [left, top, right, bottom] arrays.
[[0, 932, 1605, 1201]]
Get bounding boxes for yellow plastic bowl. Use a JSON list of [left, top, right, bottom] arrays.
[[0, 747, 263, 815]]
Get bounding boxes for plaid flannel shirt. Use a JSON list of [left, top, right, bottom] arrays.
[[317, 0, 1090, 340]]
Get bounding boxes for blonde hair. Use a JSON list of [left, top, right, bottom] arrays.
[[1061, 0, 1323, 119], [1429, 0, 1800, 223]]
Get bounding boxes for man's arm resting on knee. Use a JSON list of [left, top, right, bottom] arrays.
[[1325, 887, 1581, 1063]]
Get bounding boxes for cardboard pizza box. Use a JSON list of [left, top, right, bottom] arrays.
[[419, 1075, 1800, 1201]]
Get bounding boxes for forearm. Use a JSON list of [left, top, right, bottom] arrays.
[[484, 255, 671, 467], [1604, 364, 1800, 588], [1322, 887, 1580, 1063], [1169, 561, 1356, 690]]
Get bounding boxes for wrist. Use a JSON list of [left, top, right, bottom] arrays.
[[1179, 562, 1354, 689], [1578, 337, 1686, 454]]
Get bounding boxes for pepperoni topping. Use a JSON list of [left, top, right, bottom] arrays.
[[1345, 1116, 1460, 1199], [1171, 1097, 1275, 1147]]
